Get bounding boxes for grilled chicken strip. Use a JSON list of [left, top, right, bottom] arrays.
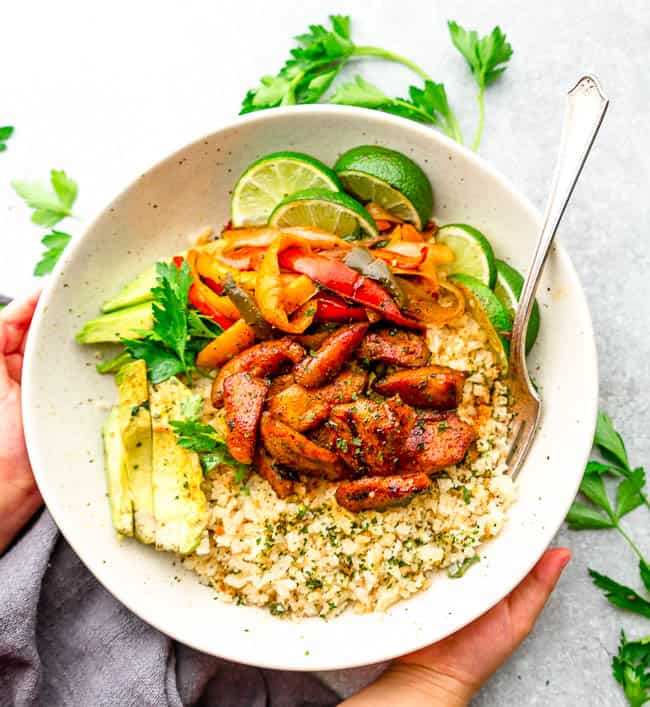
[[335, 473, 431, 512], [314, 367, 368, 405], [266, 372, 296, 398], [223, 372, 269, 465], [211, 338, 305, 406], [260, 413, 347, 481], [267, 383, 330, 432], [358, 326, 429, 367], [400, 410, 476, 474], [373, 365, 466, 410], [294, 323, 369, 389], [255, 447, 295, 499], [329, 397, 416, 476]]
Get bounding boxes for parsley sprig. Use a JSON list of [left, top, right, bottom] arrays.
[[171, 395, 248, 481], [11, 169, 79, 276], [448, 22, 513, 150], [0, 126, 13, 153], [567, 411, 650, 705], [613, 632, 650, 707], [241, 15, 513, 150], [123, 261, 221, 384]]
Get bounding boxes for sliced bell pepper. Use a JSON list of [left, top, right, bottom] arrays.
[[278, 247, 424, 331], [314, 293, 367, 322], [281, 274, 319, 314], [255, 235, 322, 333], [195, 251, 257, 290], [217, 246, 266, 271], [189, 282, 236, 330], [196, 319, 256, 368], [219, 225, 349, 251]]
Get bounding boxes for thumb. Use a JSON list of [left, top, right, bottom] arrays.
[[507, 547, 571, 642]]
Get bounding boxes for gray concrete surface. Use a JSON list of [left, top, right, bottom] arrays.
[[3, 1, 650, 704]]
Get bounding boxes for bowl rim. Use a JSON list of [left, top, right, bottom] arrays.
[[22, 103, 598, 670]]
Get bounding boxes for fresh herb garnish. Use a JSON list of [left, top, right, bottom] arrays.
[[567, 411, 650, 706], [613, 631, 650, 707], [170, 417, 248, 482], [0, 126, 14, 152], [330, 76, 462, 142], [12, 169, 78, 227], [33, 230, 73, 276], [447, 21, 513, 150], [123, 260, 195, 383]]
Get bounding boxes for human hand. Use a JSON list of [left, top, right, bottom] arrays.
[[342, 547, 571, 706], [0, 293, 43, 554]]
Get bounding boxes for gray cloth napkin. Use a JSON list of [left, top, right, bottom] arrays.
[[0, 510, 386, 707]]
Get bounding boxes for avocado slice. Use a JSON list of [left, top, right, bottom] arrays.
[[76, 302, 153, 344], [149, 377, 208, 555], [102, 264, 158, 313], [102, 407, 134, 536], [116, 360, 155, 544]]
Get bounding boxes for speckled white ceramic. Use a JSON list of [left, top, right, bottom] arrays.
[[22, 105, 598, 671]]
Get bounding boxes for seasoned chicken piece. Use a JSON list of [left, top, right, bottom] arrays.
[[223, 372, 269, 465], [400, 411, 476, 474], [211, 338, 304, 406], [307, 422, 338, 451], [314, 367, 368, 405], [293, 329, 333, 350], [358, 326, 429, 367], [267, 383, 330, 432], [335, 473, 431, 512], [294, 323, 369, 389], [373, 365, 466, 410], [267, 372, 296, 398], [329, 397, 416, 476], [255, 447, 295, 499], [260, 413, 347, 481]]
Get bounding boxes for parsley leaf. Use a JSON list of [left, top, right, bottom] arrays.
[[33, 230, 72, 276], [566, 501, 614, 530], [241, 15, 353, 113], [11, 169, 78, 227], [613, 631, 650, 707], [596, 411, 631, 470], [170, 418, 249, 482], [448, 21, 513, 150], [0, 126, 13, 152], [329, 77, 463, 142], [589, 570, 650, 620], [616, 468, 646, 519], [123, 260, 194, 383]]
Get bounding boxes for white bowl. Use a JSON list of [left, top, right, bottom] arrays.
[[22, 105, 598, 671]]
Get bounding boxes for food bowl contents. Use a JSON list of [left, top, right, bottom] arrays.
[[76, 146, 541, 616]]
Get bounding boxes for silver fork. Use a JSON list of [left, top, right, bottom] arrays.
[[506, 75, 609, 479]]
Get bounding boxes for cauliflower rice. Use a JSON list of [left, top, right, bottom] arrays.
[[182, 312, 515, 617]]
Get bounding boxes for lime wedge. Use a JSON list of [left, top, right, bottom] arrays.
[[269, 188, 378, 238], [334, 145, 433, 229], [231, 151, 342, 227], [437, 224, 497, 288], [494, 260, 540, 354], [449, 273, 512, 374]]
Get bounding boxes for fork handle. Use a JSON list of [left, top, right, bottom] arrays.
[[510, 75, 609, 371]]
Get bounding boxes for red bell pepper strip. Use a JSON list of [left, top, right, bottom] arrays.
[[202, 276, 224, 294], [189, 282, 235, 330], [314, 293, 367, 323], [278, 248, 424, 331]]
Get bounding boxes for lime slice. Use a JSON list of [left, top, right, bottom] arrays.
[[231, 151, 342, 227], [437, 224, 497, 288], [269, 188, 378, 238], [494, 260, 540, 354], [449, 273, 512, 374], [334, 145, 433, 230]]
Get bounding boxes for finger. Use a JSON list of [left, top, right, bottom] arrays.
[[507, 547, 571, 640], [6, 354, 23, 384], [0, 291, 40, 355]]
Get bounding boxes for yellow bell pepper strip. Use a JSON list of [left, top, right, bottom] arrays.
[[397, 276, 465, 325], [281, 274, 319, 314], [219, 225, 349, 252], [196, 319, 256, 368], [254, 234, 325, 333], [195, 251, 257, 290]]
